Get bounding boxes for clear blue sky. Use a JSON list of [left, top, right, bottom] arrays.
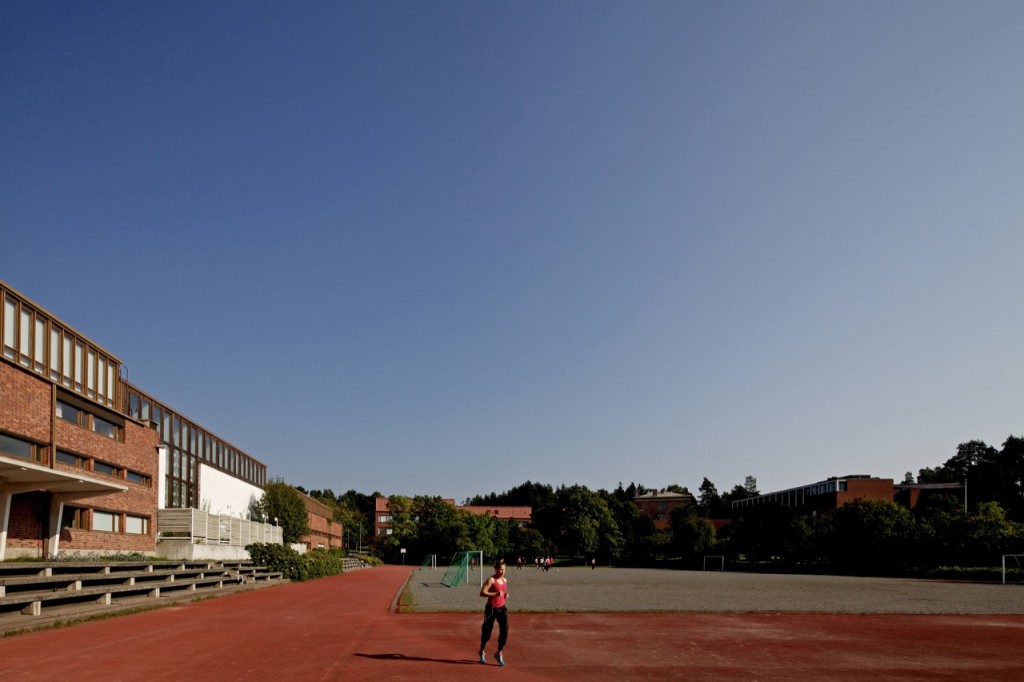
[[3, 2, 1022, 503]]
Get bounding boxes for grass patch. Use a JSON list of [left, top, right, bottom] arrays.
[[397, 583, 416, 611]]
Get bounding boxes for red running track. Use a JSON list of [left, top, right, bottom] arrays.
[[2, 565, 1023, 681]]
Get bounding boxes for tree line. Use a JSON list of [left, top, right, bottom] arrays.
[[285, 435, 1023, 576]]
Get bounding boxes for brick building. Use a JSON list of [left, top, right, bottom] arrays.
[[374, 496, 532, 537], [730, 475, 897, 514], [458, 505, 532, 526], [633, 490, 694, 530], [299, 490, 342, 550], [1, 281, 269, 559]]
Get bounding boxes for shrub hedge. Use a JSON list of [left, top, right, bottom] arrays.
[[246, 543, 346, 581]]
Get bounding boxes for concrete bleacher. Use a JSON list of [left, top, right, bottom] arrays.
[[0, 559, 285, 633]]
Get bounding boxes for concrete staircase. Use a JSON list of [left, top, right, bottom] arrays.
[[0, 559, 285, 635]]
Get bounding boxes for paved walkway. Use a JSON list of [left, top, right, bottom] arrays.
[[2, 566, 1023, 681]]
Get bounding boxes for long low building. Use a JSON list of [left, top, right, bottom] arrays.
[[728, 474, 950, 515], [374, 496, 532, 537]]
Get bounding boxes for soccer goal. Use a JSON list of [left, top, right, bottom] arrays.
[[441, 551, 484, 587], [420, 554, 437, 570], [1001, 554, 1024, 585], [703, 555, 725, 571]]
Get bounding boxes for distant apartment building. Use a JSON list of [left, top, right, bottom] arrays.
[[633, 490, 694, 530], [299, 490, 342, 550], [0, 281, 271, 559], [373, 496, 532, 536], [459, 505, 532, 526]]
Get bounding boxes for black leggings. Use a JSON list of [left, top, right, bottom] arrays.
[[480, 605, 509, 651]]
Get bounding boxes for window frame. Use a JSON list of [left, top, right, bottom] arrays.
[[0, 431, 40, 463], [92, 510, 121, 533]]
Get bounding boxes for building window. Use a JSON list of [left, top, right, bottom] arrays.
[[92, 511, 121, 533], [0, 432, 37, 462], [61, 506, 85, 529], [56, 400, 83, 426], [92, 415, 118, 439], [93, 461, 121, 478], [55, 450, 87, 469], [2, 296, 15, 359], [125, 515, 149, 535], [57, 399, 122, 441], [126, 470, 151, 486]]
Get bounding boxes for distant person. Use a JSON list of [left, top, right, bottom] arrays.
[[516, 556, 524, 570], [544, 555, 552, 572], [478, 559, 509, 666], [591, 557, 596, 570]]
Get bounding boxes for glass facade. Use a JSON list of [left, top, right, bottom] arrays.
[[124, 383, 267, 508], [1, 284, 119, 408]]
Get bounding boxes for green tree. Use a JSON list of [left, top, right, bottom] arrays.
[[372, 495, 417, 563], [995, 436, 1024, 519], [670, 506, 716, 560], [697, 477, 729, 517], [412, 496, 466, 560], [605, 485, 656, 563], [461, 508, 498, 561], [509, 525, 549, 559], [466, 480, 556, 509], [823, 499, 917, 573], [553, 485, 624, 560], [960, 501, 1022, 564], [728, 503, 807, 563], [255, 479, 310, 544]]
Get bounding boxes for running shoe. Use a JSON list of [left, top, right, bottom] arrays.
[[496, 652, 505, 666], [479, 652, 486, 664]]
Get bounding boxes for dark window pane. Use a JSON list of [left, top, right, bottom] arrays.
[[0, 433, 33, 460]]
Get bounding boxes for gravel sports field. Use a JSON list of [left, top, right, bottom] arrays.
[[405, 564, 1024, 614]]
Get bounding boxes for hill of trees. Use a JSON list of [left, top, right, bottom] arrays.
[[295, 435, 1024, 577]]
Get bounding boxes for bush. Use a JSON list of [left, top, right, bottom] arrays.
[[358, 554, 383, 567], [246, 543, 346, 581]]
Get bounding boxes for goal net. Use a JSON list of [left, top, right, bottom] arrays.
[[703, 555, 725, 571], [1002, 554, 1024, 585], [420, 554, 437, 570], [441, 551, 483, 587]]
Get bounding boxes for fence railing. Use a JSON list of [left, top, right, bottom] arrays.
[[157, 509, 283, 546]]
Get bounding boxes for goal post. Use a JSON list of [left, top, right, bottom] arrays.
[[441, 551, 484, 587], [1002, 554, 1024, 585], [420, 554, 437, 570], [703, 555, 725, 571]]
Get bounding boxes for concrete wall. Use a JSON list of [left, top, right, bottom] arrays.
[[155, 541, 251, 561]]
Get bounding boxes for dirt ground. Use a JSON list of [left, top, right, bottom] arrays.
[[2, 565, 1022, 681]]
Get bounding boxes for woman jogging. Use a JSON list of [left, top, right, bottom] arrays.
[[478, 559, 509, 666]]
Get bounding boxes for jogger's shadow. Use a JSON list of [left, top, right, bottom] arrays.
[[353, 652, 477, 666]]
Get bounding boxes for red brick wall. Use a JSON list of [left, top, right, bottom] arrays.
[[6, 492, 47, 553], [2, 362, 160, 555], [53, 418, 160, 554], [0, 362, 51, 444], [303, 512, 343, 550], [837, 479, 894, 507]]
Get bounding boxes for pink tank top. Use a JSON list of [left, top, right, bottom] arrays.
[[489, 577, 507, 608]]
